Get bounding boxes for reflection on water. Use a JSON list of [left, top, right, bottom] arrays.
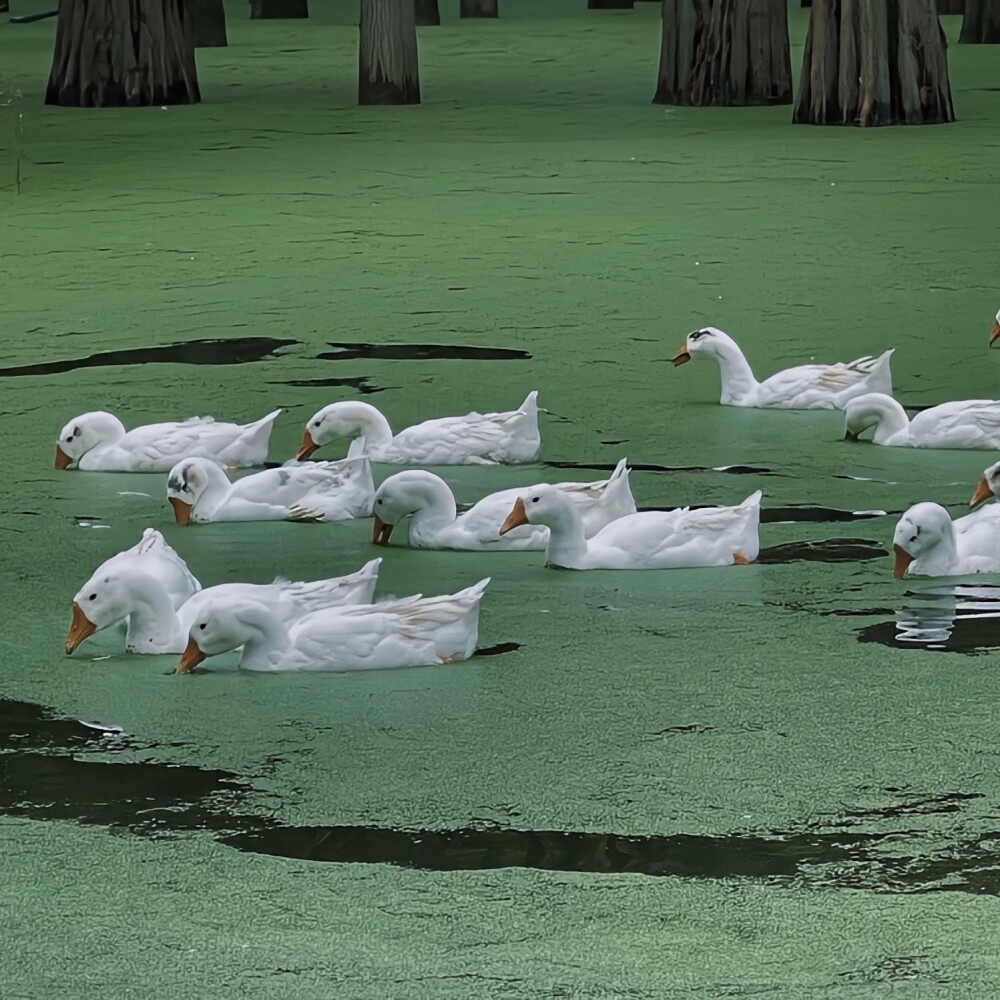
[[318, 342, 531, 362], [857, 584, 1000, 654]]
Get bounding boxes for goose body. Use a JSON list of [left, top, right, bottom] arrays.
[[296, 392, 540, 465], [55, 408, 282, 472], [672, 327, 894, 409], [989, 307, 1000, 346], [844, 393, 1000, 449], [500, 485, 762, 570], [166, 452, 374, 525], [67, 558, 381, 655], [370, 459, 636, 550], [892, 503, 1000, 577], [176, 579, 490, 673]]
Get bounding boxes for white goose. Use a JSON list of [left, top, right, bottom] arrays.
[[892, 503, 1000, 577], [843, 393, 1000, 449], [66, 557, 381, 655], [55, 408, 282, 472], [176, 579, 490, 673], [370, 459, 635, 550], [296, 391, 540, 465], [500, 485, 762, 570], [672, 327, 894, 409], [165, 451, 374, 525], [989, 307, 1000, 346], [970, 459, 1000, 509]]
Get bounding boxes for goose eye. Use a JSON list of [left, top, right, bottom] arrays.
[[65, 436, 73, 443], [199, 623, 206, 630], [531, 497, 540, 504], [312, 420, 321, 428], [88, 593, 97, 601], [376, 498, 383, 505]]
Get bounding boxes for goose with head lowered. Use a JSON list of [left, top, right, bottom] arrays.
[[500, 485, 762, 570], [55, 408, 282, 472], [672, 327, 893, 409], [296, 391, 540, 465], [175, 579, 490, 673], [166, 449, 373, 525], [843, 393, 1000, 449], [66, 557, 381, 656], [370, 459, 635, 550], [892, 503, 1000, 578]]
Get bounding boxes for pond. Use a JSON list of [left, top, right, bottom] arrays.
[[3, 1, 1000, 996]]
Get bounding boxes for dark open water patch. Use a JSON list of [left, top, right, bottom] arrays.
[[473, 642, 522, 657], [7, 696, 1000, 894], [267, 375, 386, 394], [318, 342, 531, 362], [758, 539, 888, 563], [856, 584, 1000, 655], [547, 461, 775, 476], [0, 337, 298, 377]]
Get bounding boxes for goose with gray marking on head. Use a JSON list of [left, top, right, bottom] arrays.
[[892, 502, 1000, 578], [672, 327, 893, 408], [55, 407, 282, 472]]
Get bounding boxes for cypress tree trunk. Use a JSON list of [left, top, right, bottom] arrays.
[[793, 0, 956, 126], [654, 0, 792, 106], [359, 0, 420, 105], [589, 0, 634, 7], [414, 0, 441, 25], [460, 0, 498, 16], [193, 0, 228, 47], [250, 0, 308, 17], [960, 0, 1000, 40], [46, 0, 199, 107], [936, 0, 964, 12]]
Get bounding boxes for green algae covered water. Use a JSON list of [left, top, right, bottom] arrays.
[[3, 2, 1000, 996]]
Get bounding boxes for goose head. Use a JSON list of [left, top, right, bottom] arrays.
[[990, 307, 1000, 347], [177, 598, 265, 672], [892, 503, 952, 578], [500, 484, 576, 535], [671, 326, 731, 367], [297, 402, 360, 460], [371, 470, 453, 545], [54, 411, 125, 469], [66, 569, 139, 653], [166, 457, 229, 525], [971, 460, 1000, 508]]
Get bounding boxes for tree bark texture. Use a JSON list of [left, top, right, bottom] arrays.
[[250, 0, 308, 18], [46, 0, 199, 107], [460, 0, 498, 16], [588, 0, 634, 8], [193, 0, 228, 47], [793, 0, 956, 126], [936, 0, 964, 13], [960, 0, 1000, 40], [414, 0, 441, 25], [359, 0, 420, 105], [654, 0, 792, 106]]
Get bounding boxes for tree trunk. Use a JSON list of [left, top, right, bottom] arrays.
[[45, 0, 199, 107], [359, 0, 420, 105], [588, 0, 634, 7], [654, 0, 792, 106], [936, 0, 964, 12], [793, 0, 956, 126], [193, 0, 228, 47], [414, 0, 441, 25], [250, 0, 308, 17], [960, 0, 1000, 40], [460, 0, 498, 16]]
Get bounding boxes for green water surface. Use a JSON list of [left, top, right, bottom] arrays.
[[2, 2, 1000, 997]]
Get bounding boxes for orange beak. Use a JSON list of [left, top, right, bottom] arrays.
[[296, 428, 318, 461], [372, 516, 394, 545], [176, 635, 206, 673], [65, 602, 96, 654], [671, 342, 691, 367], [892, 544, 915, 579], [168, 496, 193, 526], [54, 444, 72, 470], [499, 497, 529, 536], [990, 321, 1000, 347], [970, 476, 993, 508]]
